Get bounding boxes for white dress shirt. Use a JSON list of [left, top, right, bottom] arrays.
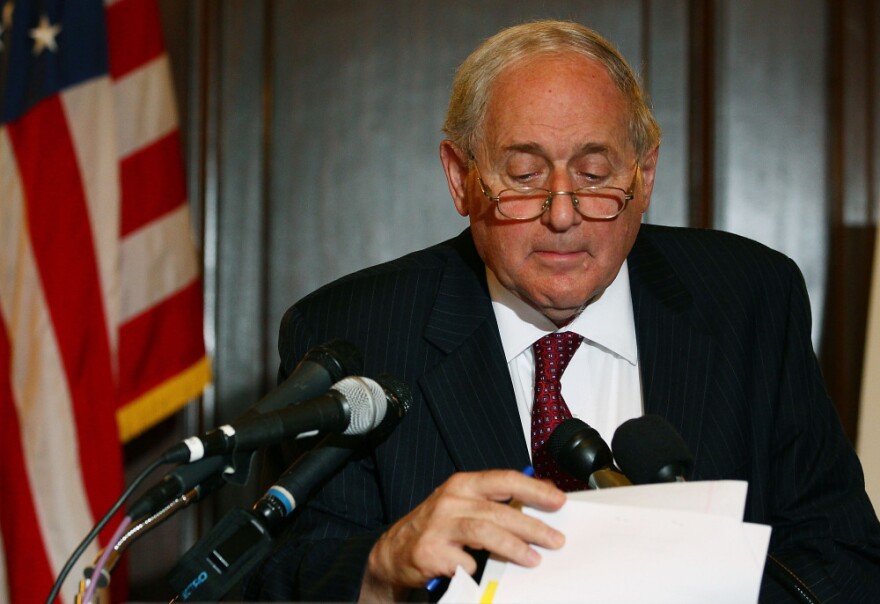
[[487, 261, 644, 455]]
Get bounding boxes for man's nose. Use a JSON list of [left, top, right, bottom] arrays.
[[541, 171, 581, 229]]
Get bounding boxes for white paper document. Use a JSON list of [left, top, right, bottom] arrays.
[[438, 480, 771, 604]]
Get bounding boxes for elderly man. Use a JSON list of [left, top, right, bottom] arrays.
[[245, 20, 880, 603]]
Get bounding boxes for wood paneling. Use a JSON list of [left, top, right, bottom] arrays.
[[820, 0, 878, 441], [687, 0, 715, 229], [714, 0, 829, 342], [644, 0, 690, 228]]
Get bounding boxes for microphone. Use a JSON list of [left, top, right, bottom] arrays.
[[130, 340, 363, 518], [225, 339, 362, 485], [166, 374, 412, 602], [251, 339, 363, 415], [252, 373, 412, 528], [610, 414, 693, 484], [163, 376, 388, 464], [610, 417, 821, 604], [546, 418, 631, 488]]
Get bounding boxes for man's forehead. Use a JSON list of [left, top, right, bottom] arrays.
[[482, 129, 630, 170], [477, 53, 632, 162], [491, 51, 614, 96]]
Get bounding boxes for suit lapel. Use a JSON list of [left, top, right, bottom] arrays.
[[419, 232, 531, 473], [628, 227, 715, 464], [414, 227, 717, 474]]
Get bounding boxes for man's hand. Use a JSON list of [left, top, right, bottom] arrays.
[[358, 469, 566, 603]]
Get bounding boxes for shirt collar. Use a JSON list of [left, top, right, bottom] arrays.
[[487, 260, 638, 365]]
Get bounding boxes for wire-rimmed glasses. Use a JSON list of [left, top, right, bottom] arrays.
[[474, 162, 639, 220]]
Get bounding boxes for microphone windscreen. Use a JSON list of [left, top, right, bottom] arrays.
[[547, 418, 614, 481], [611, 414, 693, 484], [307, 339, 364, 381], [333, 376, 386, 435]]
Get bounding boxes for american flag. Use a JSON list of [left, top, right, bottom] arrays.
[[0, 0, 210, 601]]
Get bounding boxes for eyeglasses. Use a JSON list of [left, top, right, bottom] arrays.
[[473, 162, 639, 221]]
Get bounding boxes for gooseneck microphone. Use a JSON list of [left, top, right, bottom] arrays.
[[163, 376, 387, 464], [546, 418, 631, 488], [610, 414, 693, 484]]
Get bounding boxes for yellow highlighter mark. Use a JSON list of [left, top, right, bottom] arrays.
[[480, 580, 499, 604]]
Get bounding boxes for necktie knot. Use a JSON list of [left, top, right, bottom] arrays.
[[534, 331, 583, 383]]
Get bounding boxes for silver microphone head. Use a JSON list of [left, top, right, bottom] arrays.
[[331, 376, 387, 435]]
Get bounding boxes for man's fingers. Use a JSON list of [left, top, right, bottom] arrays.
[[482, 499, 566, 550], [442, 469, 566, 511], [430, 472, 566, 553], [456, 516, 543, 567], [450, 503, 565, 553], [363, 470, 568, 596], [419, 543, 480, 579]]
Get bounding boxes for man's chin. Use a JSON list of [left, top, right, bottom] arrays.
[[532, 298, 590, 327], [531, 286, 609, 325]]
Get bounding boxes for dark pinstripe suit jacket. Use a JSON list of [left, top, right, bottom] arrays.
[[245, 225, 880, 602]]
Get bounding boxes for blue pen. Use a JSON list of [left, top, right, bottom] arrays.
[[425, 466, 535, 592]]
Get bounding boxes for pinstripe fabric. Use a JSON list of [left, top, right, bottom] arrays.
[[631, 226, 880, 603], [245, 225, 880, 603]]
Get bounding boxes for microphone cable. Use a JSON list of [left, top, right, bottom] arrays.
[[45, 454, 169, 604]]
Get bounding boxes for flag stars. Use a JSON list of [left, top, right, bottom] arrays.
[[30, 13, 62, 56]]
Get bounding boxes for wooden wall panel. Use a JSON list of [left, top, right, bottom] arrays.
[[821, 0, 878, 441], [208, 0, 270, 430], [645, 0, 690, 228], [714, 0, 828, 343]]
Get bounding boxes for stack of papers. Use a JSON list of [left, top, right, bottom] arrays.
[[439, 480, 770, 603]]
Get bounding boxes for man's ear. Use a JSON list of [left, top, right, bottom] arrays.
[[439, 140, 471, 217], [637, 145, 660, 213]]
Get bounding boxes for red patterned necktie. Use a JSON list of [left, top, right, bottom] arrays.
[[531, 331, 589, 492]]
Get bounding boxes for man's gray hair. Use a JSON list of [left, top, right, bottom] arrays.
[[443, 20, 661, 161]]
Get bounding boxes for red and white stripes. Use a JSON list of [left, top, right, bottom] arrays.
[[0, 1, 210, 601]]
